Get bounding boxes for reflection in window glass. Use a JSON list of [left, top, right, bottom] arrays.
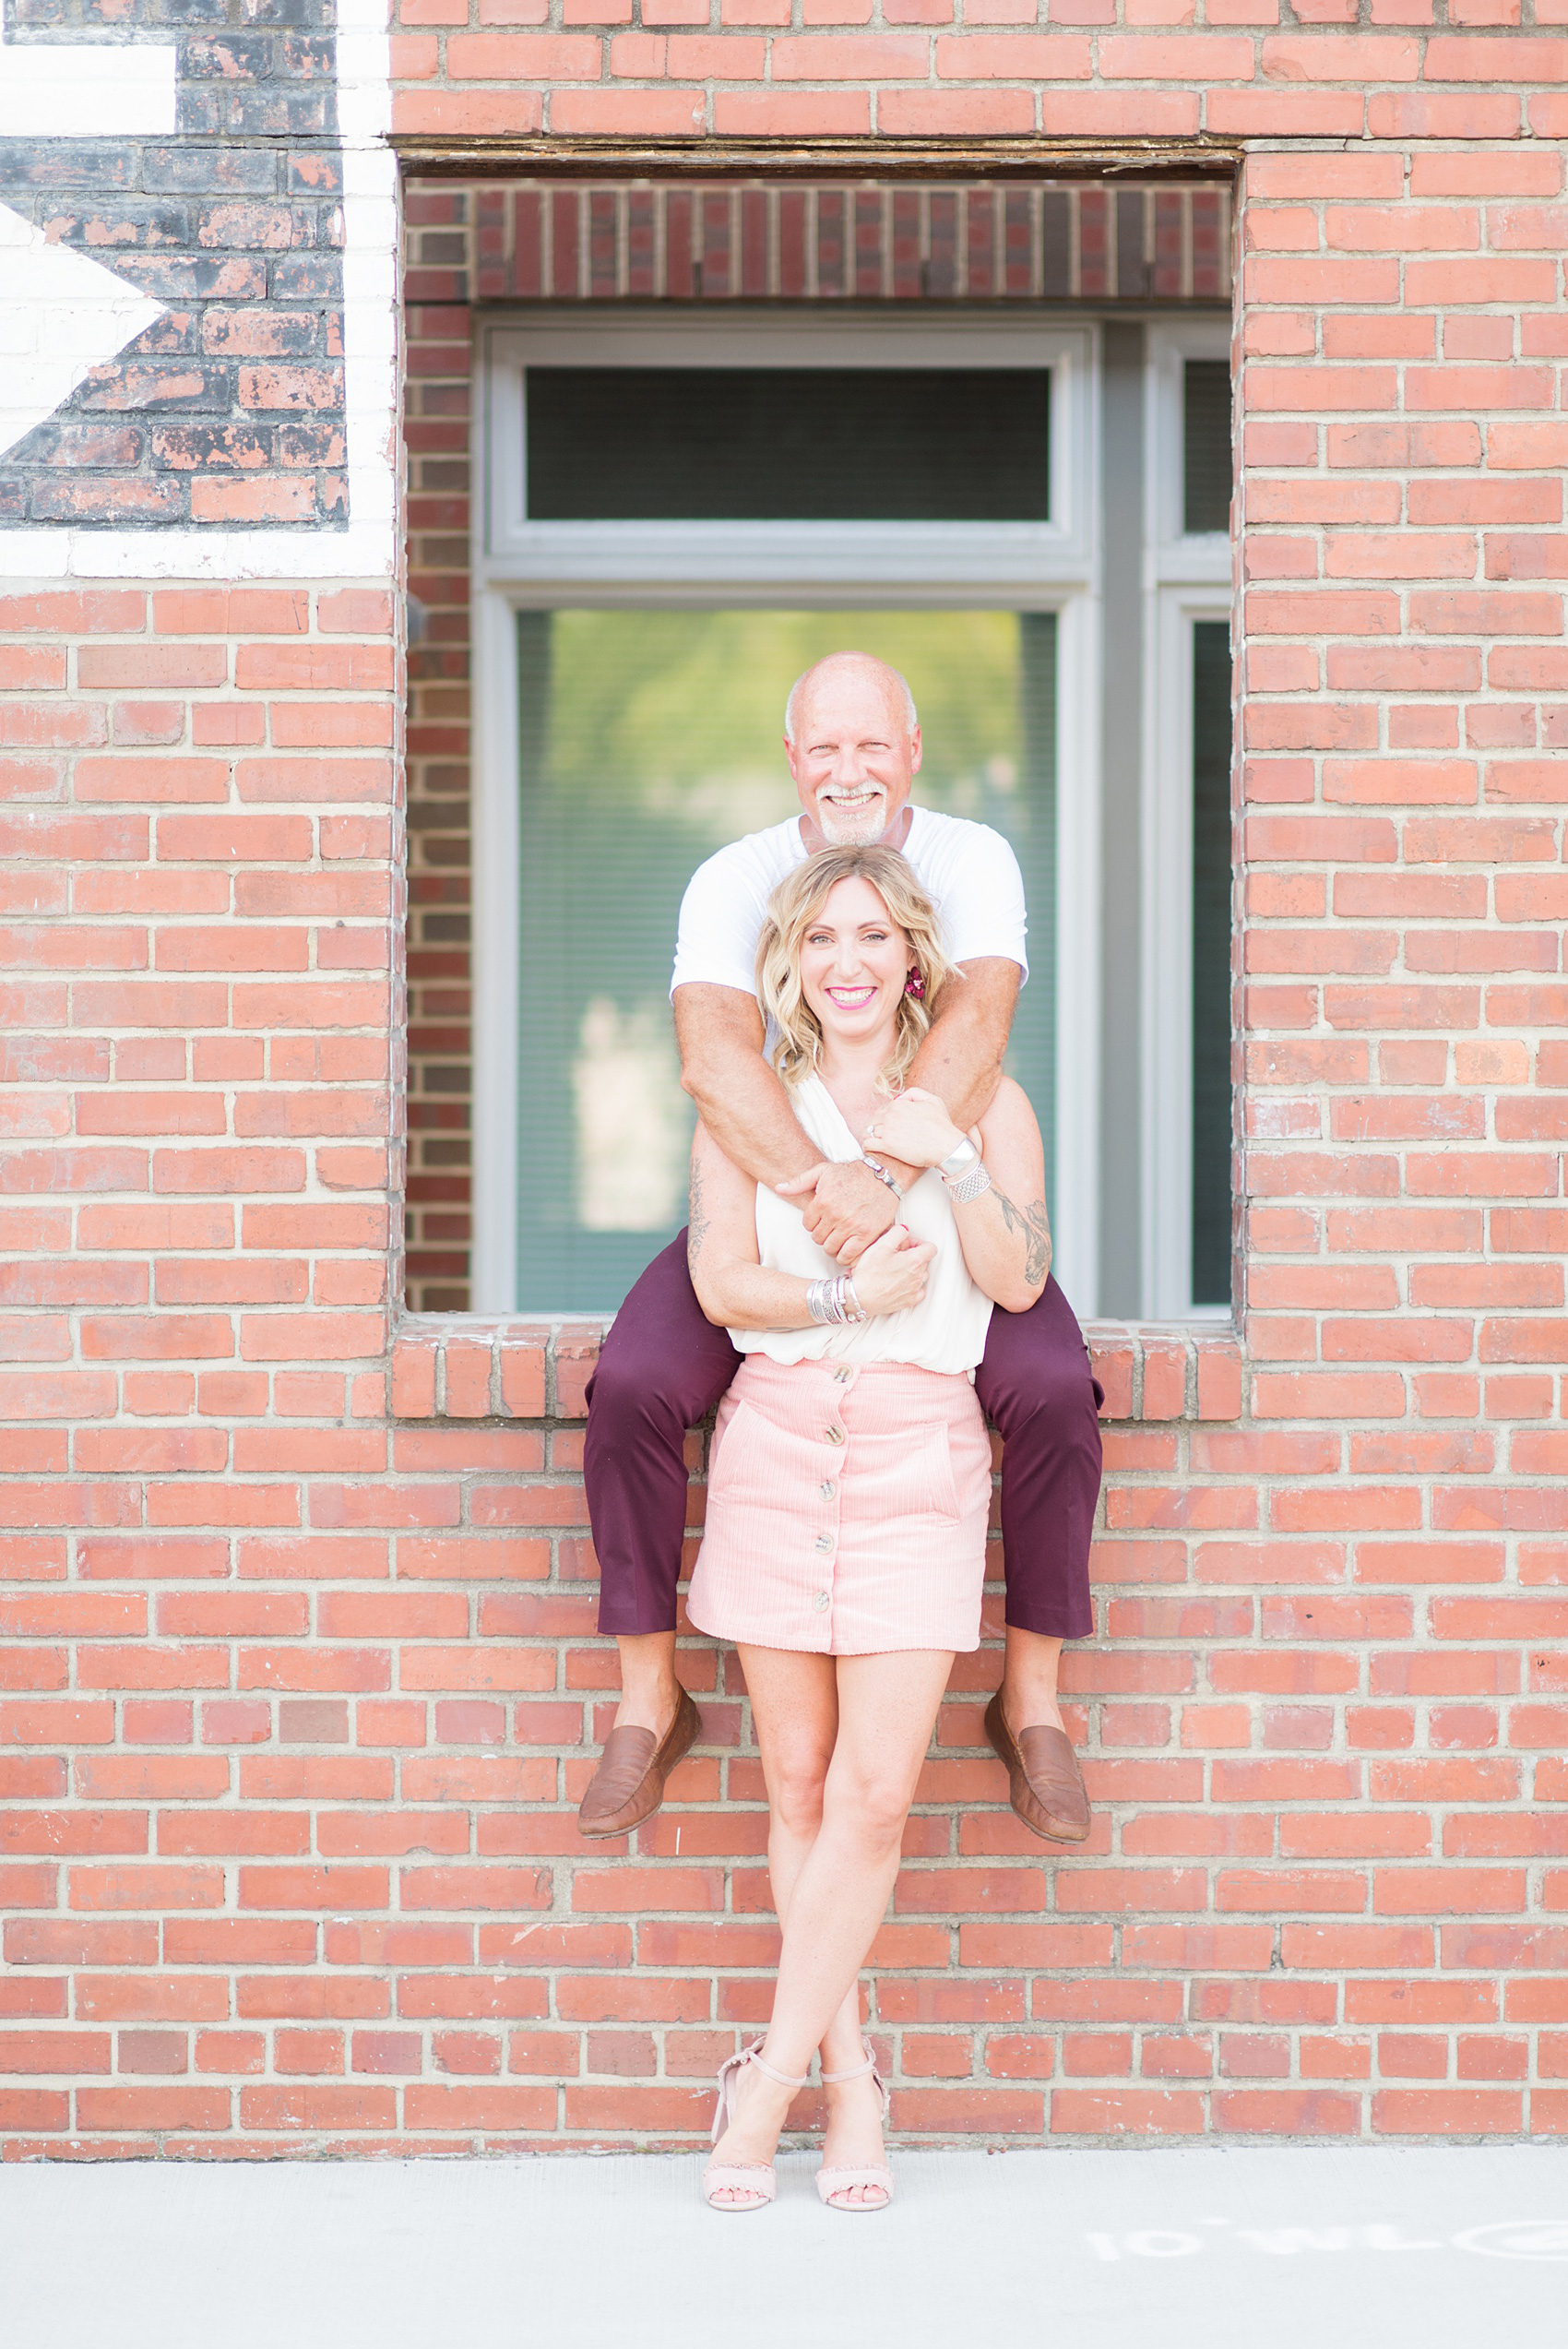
[[516, 609, 1056, 1309]]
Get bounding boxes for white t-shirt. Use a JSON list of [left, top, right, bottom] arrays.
[[670, 806, 1028, 999]]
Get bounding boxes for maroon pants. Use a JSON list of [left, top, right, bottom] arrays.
[[583, 1234, 1103, 1640]]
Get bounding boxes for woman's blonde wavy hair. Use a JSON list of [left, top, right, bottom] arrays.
[[756, 846, 956, 1094]]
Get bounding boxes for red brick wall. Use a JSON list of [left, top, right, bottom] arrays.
[[3, 15, 1568, 2152], [390, 18, 1568, 146], [405, 240, 475, 1314]]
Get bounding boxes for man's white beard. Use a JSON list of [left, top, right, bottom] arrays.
[[815, 793, 887, 846]]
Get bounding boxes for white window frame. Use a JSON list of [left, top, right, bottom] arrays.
[[482, 308, 1095, 586], [1141, 318, 1236, 1320], [469, 309, 1104, 1314]]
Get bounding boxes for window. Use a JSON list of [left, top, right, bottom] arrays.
[[481, 312, 1089, 586], [1143, 321, 1234, 1318], [510, 608, 1055, 1311], [1191, 619, 1234, 1306], [471, 308, 1232, 1321], [1182, 360, 1233, 538]]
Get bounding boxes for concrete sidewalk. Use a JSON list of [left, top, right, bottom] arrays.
[[4, 2143, 1565, 2349]]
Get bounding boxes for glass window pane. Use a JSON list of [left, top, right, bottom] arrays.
[[515, 609, 1057, 1311], [1182, 359, 1232, 537], [1191, 617, 1232, 1308], [525, 368, 1051, 522]]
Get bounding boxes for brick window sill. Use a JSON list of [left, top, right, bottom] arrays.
[[389, 1313, 1243, 1424]]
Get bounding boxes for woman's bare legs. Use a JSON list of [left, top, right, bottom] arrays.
[[739, 1650, 877, 2195], [705, 1648, 837, 2208], [761, 1648, 953, 2073], [707, 1644, 954, 2205]]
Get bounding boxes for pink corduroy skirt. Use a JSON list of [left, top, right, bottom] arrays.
[[684, 1354, 993, 1657]]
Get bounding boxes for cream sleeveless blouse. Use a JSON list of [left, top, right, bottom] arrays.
[[726, 1074, 994, 1376]]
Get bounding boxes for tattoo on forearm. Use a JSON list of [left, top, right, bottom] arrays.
[[688, 1155, 709, 1263], [992, 1188, 1051, 1287]]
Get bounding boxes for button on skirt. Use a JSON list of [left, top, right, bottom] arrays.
[[684, 1355, 993, 1657]]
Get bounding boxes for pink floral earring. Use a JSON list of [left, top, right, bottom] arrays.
[[904, 966, 925, 1000]]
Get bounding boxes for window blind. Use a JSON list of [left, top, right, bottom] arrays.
[[525, 367, 1051, 522]]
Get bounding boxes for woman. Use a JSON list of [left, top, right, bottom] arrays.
[[683, 843, 1051, 2213]]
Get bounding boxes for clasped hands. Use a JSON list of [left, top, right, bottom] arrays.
[[775, 1087, 971, 1273]]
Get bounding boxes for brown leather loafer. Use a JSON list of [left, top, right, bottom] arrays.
[[576, 1687, 701, 1840], [983, 1689, 1090, 1844]]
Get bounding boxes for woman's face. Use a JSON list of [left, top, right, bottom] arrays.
[[798, 876, 911, 1047]]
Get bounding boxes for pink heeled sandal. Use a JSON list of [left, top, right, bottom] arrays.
[[816, 2043, 895, 2212], [703, 2041, 809, 2212]]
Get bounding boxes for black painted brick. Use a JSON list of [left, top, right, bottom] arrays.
[[0, 0, 347, 532]]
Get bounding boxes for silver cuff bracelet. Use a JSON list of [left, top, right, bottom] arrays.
[[944, 1163, 993, 1206]]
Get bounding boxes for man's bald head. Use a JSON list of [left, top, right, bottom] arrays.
[[784, 651, 918, 747], [783, 650, 923, 851]]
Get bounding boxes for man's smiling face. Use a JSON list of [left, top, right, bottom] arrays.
[[786, 657, 921, 849]]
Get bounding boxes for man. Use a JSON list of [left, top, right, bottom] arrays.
[[577, 650, 1103, 1844]]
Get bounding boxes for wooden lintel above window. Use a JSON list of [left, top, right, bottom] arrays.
[[394, 139, 1241, 184]]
